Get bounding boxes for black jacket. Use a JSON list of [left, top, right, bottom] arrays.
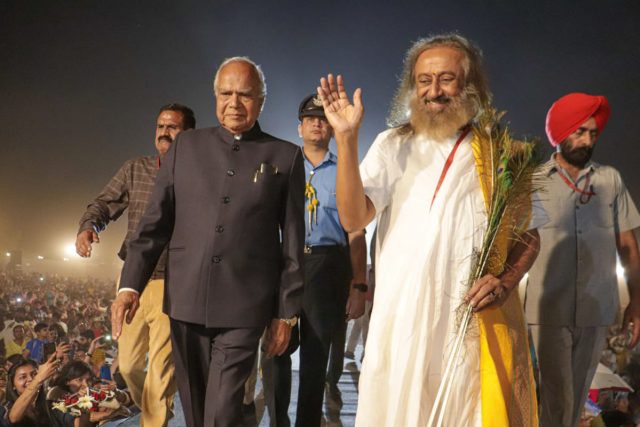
[[119, 123, 305, 328]]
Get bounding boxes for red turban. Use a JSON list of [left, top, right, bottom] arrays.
[[545, 93, 611, 147]]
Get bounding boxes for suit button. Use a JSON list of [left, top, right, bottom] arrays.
[[226, 170, 235, 177], [212, 256, 222, 263], [232, 144, 240, 151], [221, 196, 230, 204], [216, 225, 224, 233]]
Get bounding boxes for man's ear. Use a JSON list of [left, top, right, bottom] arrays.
[[298, 123, 303, 139]]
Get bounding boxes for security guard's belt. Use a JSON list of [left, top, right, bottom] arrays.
[[303, 244, 344, 255]]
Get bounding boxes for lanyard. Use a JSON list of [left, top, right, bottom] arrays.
[[555, 168, 596, 204], [430, 127, 471, 208], [305, 171, 318, 233]]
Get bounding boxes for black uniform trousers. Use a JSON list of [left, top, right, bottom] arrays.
[[326, 318, 348, 388], [264, 246, 350, 427], [170, 319, 263, 427]]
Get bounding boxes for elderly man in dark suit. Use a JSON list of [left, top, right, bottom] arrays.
[[111, 57, 305, 427]]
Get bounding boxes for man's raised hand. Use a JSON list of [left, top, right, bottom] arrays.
[[317, 74, 364, 135]]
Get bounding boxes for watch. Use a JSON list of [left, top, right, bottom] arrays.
[[279, 317, 298, 328], [352, 283, 368, 292]]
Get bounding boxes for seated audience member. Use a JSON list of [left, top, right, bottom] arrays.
[[23, 324, 48, 364], [84, 337, 108, 376], [77, 331, 93, 347], [5, 356, 89, 427], [4, 356, 25, 373], [71, 344, 88, 363], [601, 392, 634, 427], [0, 367, 6, 405], [5, 327, 26, 359], [48, 324, 66, 347], [0, 405, 10, 427], [47, 361, 130, 425]]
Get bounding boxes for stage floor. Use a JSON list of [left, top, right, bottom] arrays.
[[106, 333, 363, 427]]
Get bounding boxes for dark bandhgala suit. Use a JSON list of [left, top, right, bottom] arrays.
[[119, 123, 305, 427]]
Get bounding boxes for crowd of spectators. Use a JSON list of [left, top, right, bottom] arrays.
[[578, 325, 640, 427], [5, 268, 639, 426], [0, 271, 135, 426]]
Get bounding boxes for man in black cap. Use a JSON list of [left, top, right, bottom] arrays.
[[263, 94, 366, 427]]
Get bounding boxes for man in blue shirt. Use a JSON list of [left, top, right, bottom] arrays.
[[263, 94, 367, 427]]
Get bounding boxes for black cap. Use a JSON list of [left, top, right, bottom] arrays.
[[298, 94, 326, 121]]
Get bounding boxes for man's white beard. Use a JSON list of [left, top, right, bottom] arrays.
[[409, 88, 478, 141]]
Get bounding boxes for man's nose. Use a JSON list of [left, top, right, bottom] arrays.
[[580, 132, 597, 146], [427, 80, 443, 100], [229, 93, 241, 107]]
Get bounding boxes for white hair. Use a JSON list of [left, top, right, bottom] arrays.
[[213, 56, 267, 102]]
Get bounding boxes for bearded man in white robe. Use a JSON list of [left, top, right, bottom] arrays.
[[317, 34, 544, 427]]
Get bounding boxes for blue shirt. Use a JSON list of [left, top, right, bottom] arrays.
[[303, 151, 347, 247], [25, 338, 45, 363]]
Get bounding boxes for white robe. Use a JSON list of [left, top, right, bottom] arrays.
[[356, 129, 486, 427]]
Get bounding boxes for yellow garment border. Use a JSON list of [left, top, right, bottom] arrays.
[[471, 130, 539, 427]]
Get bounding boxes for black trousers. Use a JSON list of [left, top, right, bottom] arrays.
[[170, 319, 263, 427], [326, 317, 348, 388], [264, 247, 350, 427], [262, 324, 300, 427]]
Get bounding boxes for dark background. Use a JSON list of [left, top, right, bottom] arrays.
[[1, 0, 639, 273]]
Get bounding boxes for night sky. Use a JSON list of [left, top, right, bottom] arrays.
[[1, 0, 639, 271]]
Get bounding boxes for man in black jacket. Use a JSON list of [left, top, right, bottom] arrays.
[[111, 57, 305, 427]]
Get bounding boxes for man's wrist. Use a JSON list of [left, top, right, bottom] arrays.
[[78, 222, 98, 235], [335, 129, 360, 142], [495, 270, 517, 291], [279, 316, 298, 328], [351, 283, 368, 292]]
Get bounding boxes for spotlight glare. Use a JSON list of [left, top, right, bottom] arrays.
[[64, 243, 78, 258]]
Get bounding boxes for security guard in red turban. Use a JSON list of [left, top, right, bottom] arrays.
[[545, 92, 611, 147]]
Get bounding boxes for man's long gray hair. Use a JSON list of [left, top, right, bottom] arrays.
[[387, 34, 492, 129]]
